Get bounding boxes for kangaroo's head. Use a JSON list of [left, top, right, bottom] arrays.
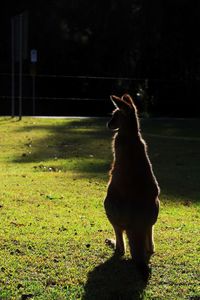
[[107, 94, 140, 135]]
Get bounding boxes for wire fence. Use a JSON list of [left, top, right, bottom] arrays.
[[0, 73, 199, 117], [0, 73, 147, 116]]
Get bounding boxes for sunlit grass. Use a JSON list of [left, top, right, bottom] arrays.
[[0, 117, 199, 299]]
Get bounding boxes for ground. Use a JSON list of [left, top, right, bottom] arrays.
[[0, 117, 199, 299]]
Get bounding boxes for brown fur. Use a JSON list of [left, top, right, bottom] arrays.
[[104, 94, 160, 268]]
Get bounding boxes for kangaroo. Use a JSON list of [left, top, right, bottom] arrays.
[[104, 94, 160, 270]]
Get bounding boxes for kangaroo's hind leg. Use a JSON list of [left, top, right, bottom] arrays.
[[146, 225, 155, 255], [114, 224, 126, 256], [105, 224, 125, 256], [127, 228, 151, 279], [127, 229, 148, 266]]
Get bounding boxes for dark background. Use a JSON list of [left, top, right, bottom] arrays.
[[0, 0, 200, 116]]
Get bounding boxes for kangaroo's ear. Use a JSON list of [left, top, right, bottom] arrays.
[[110, 95, 120, 109], [122, 94, 137, 111], [122, 94, 134, 106], [110, 95, 131, 111]]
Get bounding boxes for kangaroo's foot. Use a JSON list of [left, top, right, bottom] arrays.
[[105, 238, 116, 249], [105, 239, 125, 256]]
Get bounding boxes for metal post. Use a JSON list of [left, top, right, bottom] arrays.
[[19, 14, 23, 120], [32, 74, 36, 115], [11, 18, 15, 117], [30, 49, 38, 116]]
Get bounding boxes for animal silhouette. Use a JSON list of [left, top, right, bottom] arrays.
[[104, 94, 160, 271]]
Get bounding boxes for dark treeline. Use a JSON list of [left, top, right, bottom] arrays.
[[0, 0, 200, 116]]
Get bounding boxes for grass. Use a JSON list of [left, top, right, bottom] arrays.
[[0, 116, 199, 300]]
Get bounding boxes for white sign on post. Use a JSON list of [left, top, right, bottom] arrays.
[[31, 49, 37, 63]]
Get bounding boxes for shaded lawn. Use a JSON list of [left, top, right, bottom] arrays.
[[4, 117, 111, 176], [0, 117, 199, 299]]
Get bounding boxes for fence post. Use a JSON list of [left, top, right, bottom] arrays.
[[11, 18, 15, 117]]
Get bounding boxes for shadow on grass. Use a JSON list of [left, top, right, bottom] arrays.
[[140, 118, 200, 203], [145, 135, 200, 203], [83, 256, 148, 300], [12, 118, 111, 176], [11, 117, 200, 201]]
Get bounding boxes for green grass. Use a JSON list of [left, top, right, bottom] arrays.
[[0, 116, 199, 300]]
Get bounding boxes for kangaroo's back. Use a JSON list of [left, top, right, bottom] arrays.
[[104, 94, 160, 272], [107, 94, 160, 202]]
